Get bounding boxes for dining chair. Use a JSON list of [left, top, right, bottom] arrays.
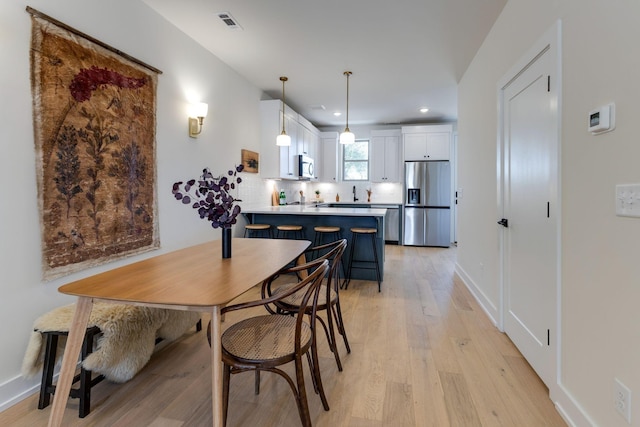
[[262, 239, 351, 372], [210, 258, 330, 427]]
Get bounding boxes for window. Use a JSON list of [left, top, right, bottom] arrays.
[[342, 139, 369, 181]]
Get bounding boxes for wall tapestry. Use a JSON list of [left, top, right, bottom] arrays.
[[28, 7, 162, 280]]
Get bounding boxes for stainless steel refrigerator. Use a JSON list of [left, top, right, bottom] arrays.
[[403, 161, 451, 247]]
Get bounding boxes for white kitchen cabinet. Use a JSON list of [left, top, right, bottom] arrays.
[[319, 132, 338, 182], [402, 125, 452, 161], [371, 130, 400, 182], [259, 99, 305, 179], [297, 115, 318, 160], [281, 114, 299, 178]]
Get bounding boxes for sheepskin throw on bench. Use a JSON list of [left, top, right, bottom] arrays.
[[22, 303, 200, 383]]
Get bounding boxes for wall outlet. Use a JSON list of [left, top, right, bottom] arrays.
[[616, 184, 640, 217], [614, 377, 632, 424]]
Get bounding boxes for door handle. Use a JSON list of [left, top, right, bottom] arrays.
[[497, 218, 509, 228]]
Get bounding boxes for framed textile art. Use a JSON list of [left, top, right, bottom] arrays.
[[28, 8, 162, 280], [241, 149, 259, 173]]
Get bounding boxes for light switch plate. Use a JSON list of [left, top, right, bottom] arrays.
[[616, 184, 640, 217]]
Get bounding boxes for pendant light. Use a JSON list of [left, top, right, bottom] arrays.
[[276, 76, 291, 146], [339, 71, 355, 144]]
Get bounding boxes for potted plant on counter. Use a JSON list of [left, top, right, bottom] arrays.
[[172, 165, 244, 258]]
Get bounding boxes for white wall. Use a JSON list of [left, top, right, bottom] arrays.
[[0, 0, 270, 408], [457, 0, 640, 425]]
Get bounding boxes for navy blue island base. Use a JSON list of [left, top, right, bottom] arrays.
[[243, 206, 386, 282]]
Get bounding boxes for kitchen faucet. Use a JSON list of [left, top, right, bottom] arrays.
[[353, 185, 358, 202]]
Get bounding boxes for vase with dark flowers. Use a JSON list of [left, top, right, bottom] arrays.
[[172, 165, 244, 258]]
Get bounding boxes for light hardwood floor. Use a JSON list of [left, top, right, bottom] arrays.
[[1, 245, 566, 426]]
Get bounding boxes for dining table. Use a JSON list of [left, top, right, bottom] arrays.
[[47, 237, 311, 427]]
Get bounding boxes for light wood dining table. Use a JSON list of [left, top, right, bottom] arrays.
[[47, 237, 310, 427]]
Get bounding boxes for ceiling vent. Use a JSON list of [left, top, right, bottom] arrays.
[[217, 12, 243, 30], [309, 104, 326, 111]]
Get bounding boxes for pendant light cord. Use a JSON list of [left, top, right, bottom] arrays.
[[344, 71, 352, 131], [280, 76, 288, 134]]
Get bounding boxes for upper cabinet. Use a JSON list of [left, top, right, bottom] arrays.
[[259, 100, 319, 179], [402, 124, 452, 161], [319, 132, 338, 182], [297, 115, 319, 169], [370, 129, 401, 182]]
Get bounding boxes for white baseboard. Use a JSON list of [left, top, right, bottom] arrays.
[[454, 263, 595, 427], [0, 374, 42, 413], [454, 262, 499, 326], [552, 382, 597, 427]]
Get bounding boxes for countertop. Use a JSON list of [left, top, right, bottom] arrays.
[[319, 201, 402, 207], [243, 205, 387, 217]]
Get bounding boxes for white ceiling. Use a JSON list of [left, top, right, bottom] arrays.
[[142, 0, 506, 128]]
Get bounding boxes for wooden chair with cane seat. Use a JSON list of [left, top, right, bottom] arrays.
[[262, 239, 351, 372], [209, 258, 330, 427]]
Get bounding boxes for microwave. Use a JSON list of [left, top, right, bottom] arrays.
[[297, 155, 314, 178]]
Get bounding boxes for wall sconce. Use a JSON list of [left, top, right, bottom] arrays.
[[188, 102, 208, 138]]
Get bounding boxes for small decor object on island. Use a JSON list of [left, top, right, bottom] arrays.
[[315, 190, 321, 199], [172, 165, 244, 258], [367, 188, 372, 202]]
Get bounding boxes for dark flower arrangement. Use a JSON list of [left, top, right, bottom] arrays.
[[172, 165, 244, 229]]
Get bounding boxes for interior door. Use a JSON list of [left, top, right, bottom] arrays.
[[499, 27, 559, 388]]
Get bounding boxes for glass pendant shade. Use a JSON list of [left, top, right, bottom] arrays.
[[339, 129, 355, 144], [276, 132, 291, 146]]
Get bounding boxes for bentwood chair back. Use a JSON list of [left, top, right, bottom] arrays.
[[262, 239, 350, 371], [216, 258, 330, 427]]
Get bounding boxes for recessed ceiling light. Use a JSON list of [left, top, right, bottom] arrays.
[[333, 112, 342, 117], [419, 107, 429, 113]]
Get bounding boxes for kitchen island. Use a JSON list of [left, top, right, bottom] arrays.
[[243, 206, 386, 281]]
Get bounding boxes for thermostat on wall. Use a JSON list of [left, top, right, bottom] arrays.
[[588, 103, 615, 134]]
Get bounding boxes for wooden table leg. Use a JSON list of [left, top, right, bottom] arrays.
[[48, 297, 93, 427], [296, 253, 308, 279], [210, 305, 223, 426]]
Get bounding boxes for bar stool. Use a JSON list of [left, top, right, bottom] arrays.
[[344, 227, 382, 292], [313, 226, 341, 246], [313, 226, 346, 279], [276, 224, 304, 239], [244, 223, 273, 238]]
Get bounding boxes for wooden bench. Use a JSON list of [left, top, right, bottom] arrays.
[[28, 305, 202, 418]]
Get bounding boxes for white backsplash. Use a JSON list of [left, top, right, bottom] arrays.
[[238, 176, 403, 207], [236, 173, 273, 209]]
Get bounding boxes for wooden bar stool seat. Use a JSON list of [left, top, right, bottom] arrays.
[[313, 226, 345, 279], [313, 226, 341, 246], [276, 224, 304, 239], [344, 227, 382, 292], [244, 223, 273, 238]]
